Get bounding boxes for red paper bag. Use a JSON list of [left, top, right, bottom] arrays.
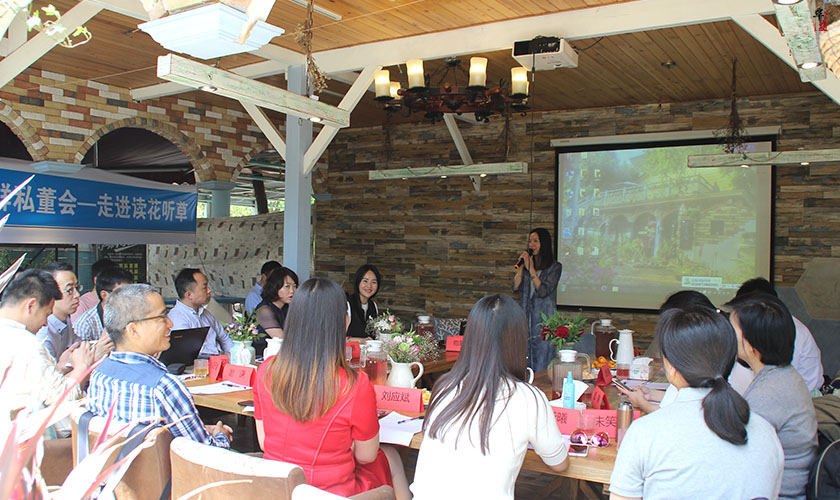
[[596, 365, 613, 387]]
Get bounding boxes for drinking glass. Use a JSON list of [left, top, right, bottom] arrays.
[[578, 413, 597, 440], [194, 359, 209, 378]]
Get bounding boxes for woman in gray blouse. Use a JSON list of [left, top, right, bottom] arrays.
[[512, 228, 562, 372], [725, 292, 818, 500]]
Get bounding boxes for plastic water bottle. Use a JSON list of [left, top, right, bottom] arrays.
[[562, 372, 576, 409]]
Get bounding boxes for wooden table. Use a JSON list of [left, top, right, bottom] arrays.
[[187, 368, 625, 486]]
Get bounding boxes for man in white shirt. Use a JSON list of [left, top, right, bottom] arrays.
[[71, 258, 116, 323], [0, 269, 94, 438], [35, 261, 83, 360], [74, 266, 134, 341], [167, 268, 232, 357], [736, 278, 824, 391], [244, 260, 282, 314]]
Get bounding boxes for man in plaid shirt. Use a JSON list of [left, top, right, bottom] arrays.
[[74, 266, 133, 342], [87, 284, 231, 448]]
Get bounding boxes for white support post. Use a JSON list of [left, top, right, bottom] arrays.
[[443, 114, 480, 191], [0, 0, 103, 88], [242, 102, 286, 159], [303, 65, 378, 175], [283, 65, 313, 281]]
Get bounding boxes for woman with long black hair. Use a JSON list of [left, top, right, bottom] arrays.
[[512, 227, 563, 372], [346, 264, 381, 339], [609, 307, 784, 500], [410, 294, 568, 499]]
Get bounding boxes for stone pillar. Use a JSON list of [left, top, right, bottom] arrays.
[[198, 180, 236, 218], [283, 65, 313, 281]]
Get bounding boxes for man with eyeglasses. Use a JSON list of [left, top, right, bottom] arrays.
[[35, 261, 87, 360], [0, 269, 93, 438], [167, 268, 232, 358], [87, 284, 232, 447]]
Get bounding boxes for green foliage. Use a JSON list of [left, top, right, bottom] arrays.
[[538, 312, 587, 350]]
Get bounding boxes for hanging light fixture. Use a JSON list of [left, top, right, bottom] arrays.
[[374, 57, 530, 123]]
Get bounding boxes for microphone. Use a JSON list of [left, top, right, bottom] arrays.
[[515, 249, 533, 269]]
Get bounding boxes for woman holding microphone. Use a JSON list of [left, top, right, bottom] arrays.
[[513, 228, 563, 372]]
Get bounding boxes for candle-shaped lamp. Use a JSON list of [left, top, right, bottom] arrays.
[[390, 82, 402, 100], [511, 67, 529, 96], [406, 59, 425, 89], [469, 57, 488, 87], [374, 69, 391, 98]]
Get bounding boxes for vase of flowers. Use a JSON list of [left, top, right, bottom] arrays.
[[224, 312, 263, 365], [540, 312, 592, 381], [366, 309, 405, 342], [383, 331, 438, 388]]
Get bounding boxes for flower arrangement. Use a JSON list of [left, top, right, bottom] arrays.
[[383, 332, 438, 364], [539, 311, 587, 350], [225, 312, 264, 342], [366, 309, 405, 339]]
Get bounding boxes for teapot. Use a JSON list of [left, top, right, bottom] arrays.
[[264, 337, 283, 358], [590, 318, 618, 360]]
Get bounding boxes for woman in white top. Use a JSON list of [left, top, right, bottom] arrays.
[[609, 307, 784, 500], [410, 294, 569, 500]]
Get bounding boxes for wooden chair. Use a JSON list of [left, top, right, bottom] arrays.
[[292, 484, 396, 500], [70, 412, 173, 500], [41, 437, 74, 486], [169, 437, 306, 500]]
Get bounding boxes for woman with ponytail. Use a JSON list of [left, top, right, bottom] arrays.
[[609, 307, 784, 500]]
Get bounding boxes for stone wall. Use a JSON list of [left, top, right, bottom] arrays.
[[148, 213, 284, 299], [316, 92, 840, 364], [0, 67, 273, 182]]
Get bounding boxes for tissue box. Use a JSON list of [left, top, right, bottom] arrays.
[[629, 357, 652, 380]]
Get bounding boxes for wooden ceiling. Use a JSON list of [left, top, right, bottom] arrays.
[[15, 0, 820, 129]]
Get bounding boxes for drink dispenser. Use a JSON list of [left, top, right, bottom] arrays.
[[591, 318, 618, 360]]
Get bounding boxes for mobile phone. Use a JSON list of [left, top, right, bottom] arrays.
[[569, 444, 590, 457], [612, 379, 631, 392]]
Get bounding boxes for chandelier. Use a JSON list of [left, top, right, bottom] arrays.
[[373, 57, 530, 123]]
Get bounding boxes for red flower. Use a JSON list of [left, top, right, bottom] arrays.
[[555, 326, 570, 339], [541, 326, 551, 340]]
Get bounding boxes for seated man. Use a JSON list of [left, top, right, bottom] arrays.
[[87, 284, 231, 448], [245, 260, 282, 314], [0, 269, 94, 438], [35, 261, 83, 359], [736, 277, 824, 391], [167, 268, 232, 357], [71, 258, 116, 322], [74, 266, 134, 341]]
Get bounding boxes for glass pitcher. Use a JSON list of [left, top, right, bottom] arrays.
[[591, 318, 618, 360], [549, 349, 592, 382]]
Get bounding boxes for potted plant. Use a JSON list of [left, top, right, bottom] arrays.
[[224, 312, 263, 365]]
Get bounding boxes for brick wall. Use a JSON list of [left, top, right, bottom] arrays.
[[0, 67, 273, 182]]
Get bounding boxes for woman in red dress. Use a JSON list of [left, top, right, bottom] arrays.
[[253, 277, 409, 498]]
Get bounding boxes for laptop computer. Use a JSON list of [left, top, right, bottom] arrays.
[[158, 327, 210, 370]]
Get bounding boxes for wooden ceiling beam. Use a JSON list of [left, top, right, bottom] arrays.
[[131, 0, 774, 101], [88, 0, 150, 21], [688, 149, 840, 168], [0, 0, 103, 88], [733, 14, 840, 106], [157, 53, 350, 126], [242, 102, 286, 160], [772, 0, 825, 82]]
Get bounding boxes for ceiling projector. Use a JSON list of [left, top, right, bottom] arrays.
[[512, 36, 579, 71]]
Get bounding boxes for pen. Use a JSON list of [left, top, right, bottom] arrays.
[[222, 382, 246, 388], [397, 416, 424, 424]]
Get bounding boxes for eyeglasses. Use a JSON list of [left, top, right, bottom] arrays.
[[131, 308, 171, 324], [62, 284, 83, 296]]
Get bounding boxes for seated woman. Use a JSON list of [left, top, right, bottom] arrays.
[[725, 292, 818, 500], [346, 264, 381, 339], [255, 267, 299, 339], [252, 277, 410, 499], [410, 294, 569, 500], [609, 307, 784, 500]]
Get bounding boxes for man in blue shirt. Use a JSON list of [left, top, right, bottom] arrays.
[[88, 284, 231, 448], [244, 260, 282, 314], [167, 268, 232, 357]]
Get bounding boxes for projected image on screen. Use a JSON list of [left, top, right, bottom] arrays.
[[556, 141, 772, 310]]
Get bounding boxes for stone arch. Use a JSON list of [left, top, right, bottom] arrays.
[[75, 117, 215, 181], [231, 140, 272, 181], [0, 102, 49, 161]]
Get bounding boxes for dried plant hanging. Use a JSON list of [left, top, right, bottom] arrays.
[[716, 58, 747, 154], [383, 113, 393, 168], [497, 112, 514, 161], [293, 0, 328, 95]]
